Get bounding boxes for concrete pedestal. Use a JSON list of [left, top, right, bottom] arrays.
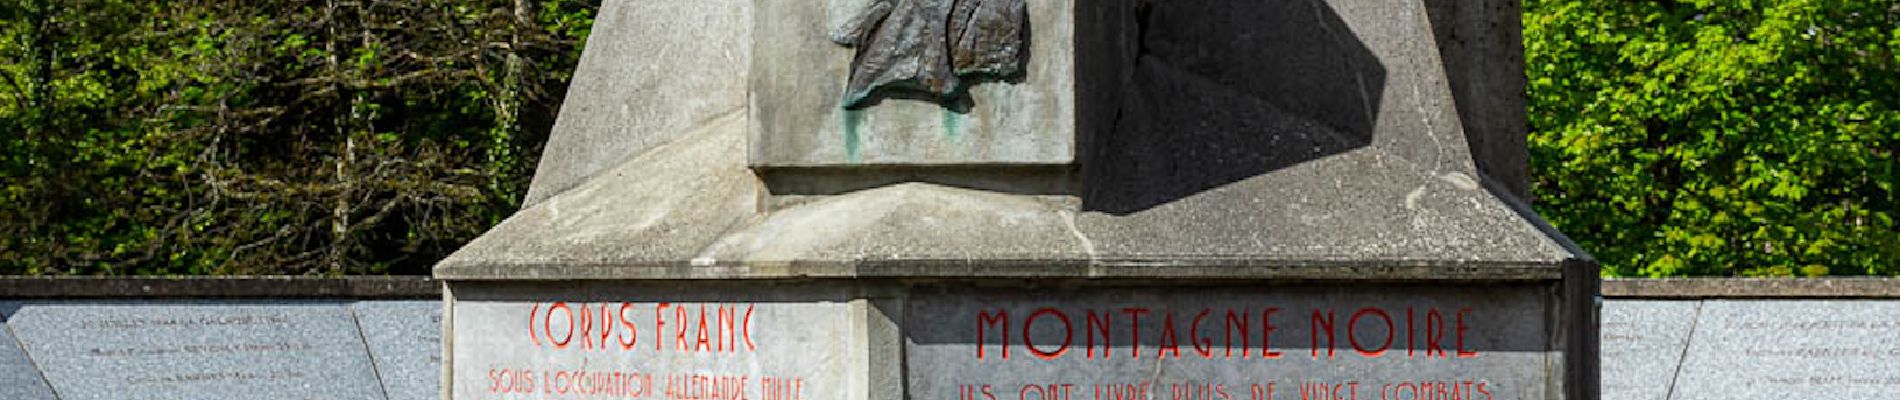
[[439, 0, 1597, 399]]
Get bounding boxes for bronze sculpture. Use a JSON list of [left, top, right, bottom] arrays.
[[830, 0, 1028, 109]]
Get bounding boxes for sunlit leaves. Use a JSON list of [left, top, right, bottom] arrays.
[[1528, 0, 1899, 277]]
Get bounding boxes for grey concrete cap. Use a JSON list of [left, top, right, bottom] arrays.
[[7, 302, 386, 400]]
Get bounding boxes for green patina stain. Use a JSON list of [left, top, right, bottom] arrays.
[[843, 108, 864, 163], [941, 108, 963, 143]]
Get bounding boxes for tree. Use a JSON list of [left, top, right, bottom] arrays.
[[1525, 0, 1899, 276], [0, 0, 597, 275]]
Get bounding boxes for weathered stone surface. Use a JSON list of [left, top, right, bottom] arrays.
[[8, 302, 385, 400], [1673, 301, 1900, 399], [355, 301, 442, 400], [447, 282, 857, 400], [522, 0, 751, 206], [1599, 301, 1698, 400], [0, 304, 57, 400], [436, 111, 759, 273], [697, 183, 1088, 265], [905, 284, 1557, 400]]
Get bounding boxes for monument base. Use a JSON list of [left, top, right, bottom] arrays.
[[442, 265, 1595, 400]]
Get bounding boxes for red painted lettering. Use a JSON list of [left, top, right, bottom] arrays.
[[1224, 309, 1248, 358], [1311, 309, 1335, 359], [1158, 312, 1182, 358], [1122, 308, 1148, 359], [1086, 310, 1111, 359], [1190, 309, 1214, 359], [1261, 308, 1283, 359], [1349, 307, 1393, 357], [1427, 309, 1446, 358], [655, 303, 670, 351], [547, 302, 574, 349], [618, 303, 638, 350], [1457, 307, 1478, 358], [978, 309, 1009, 359], [1023, 308, 1072, 360]]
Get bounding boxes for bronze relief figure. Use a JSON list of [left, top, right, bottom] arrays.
[[830, 0, 1028, 109]]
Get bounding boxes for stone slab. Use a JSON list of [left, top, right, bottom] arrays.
[[904, 284, 1558, 400], [356, 301, 443, 400], [1598, 300, 1698, 400], [448, 283, 859, 399], [0, 304, 58, 400], [1672, 300, 1900, 399], [7, 301, 386, 400]]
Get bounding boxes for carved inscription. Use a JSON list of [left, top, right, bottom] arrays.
[[907, 287, 1551, 400], [1672, 301, 1900, 399], [7, 303, 384, 400], [455, 300, 848, 400]]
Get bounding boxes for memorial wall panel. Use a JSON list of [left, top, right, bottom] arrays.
[[1598, 301, 1697, 400], [0, 304, 58, 400], [357, 301, 445, 400], [1672, 301, 1900, 400], [7, 301, 387, 400]]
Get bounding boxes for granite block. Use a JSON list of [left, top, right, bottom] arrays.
[[447, 282, 859, 400], [904, 284, 1557, 400], [1598, 300, 1698, 400], [0, 304, 58, 400], [1672, 300, 1900, 399], [7, 301, 386, 400], [355, 301, 442, 400]]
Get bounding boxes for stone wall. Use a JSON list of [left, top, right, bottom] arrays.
[[0, 277, 439, 400], [4, 277, 1896, 399], [1599, 278, 1900, 400]]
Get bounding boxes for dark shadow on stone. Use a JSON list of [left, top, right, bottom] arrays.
[[1422, 0, 1531, 202], [1082, 0, 1385, 214]]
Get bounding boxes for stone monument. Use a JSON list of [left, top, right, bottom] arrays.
[[434, 0, 1598, 399]]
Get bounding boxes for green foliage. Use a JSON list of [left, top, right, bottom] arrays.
[[1526, 0, 1899, 276], [0, 0, 597, 275]]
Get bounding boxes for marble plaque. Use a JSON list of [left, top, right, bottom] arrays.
[[0, 304, 58, 400], [7, 301, 386, 400], [356, 301, 443, 400], [905, 285, 1556, 400], [1598, 300, 1699, 400], [1672, 300, 1900, 399], [450, 284, 857, 399]]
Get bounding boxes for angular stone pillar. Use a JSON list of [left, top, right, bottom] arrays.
[[437, 0, 1597, 399]]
